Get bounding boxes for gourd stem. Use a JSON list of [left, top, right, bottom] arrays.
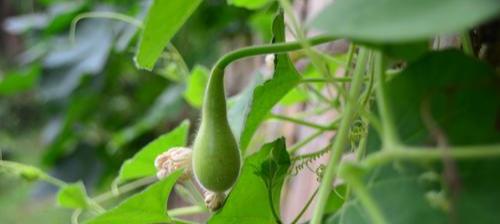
[[213, 35, 336, 72]]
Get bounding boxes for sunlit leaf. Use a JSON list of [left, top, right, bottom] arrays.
[[134, 0, 202, 70], [118, 120, 190, 182], [57, 182, 89, 209], [86, 170, 182, 224]]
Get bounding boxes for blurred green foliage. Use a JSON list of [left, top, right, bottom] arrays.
[[0, 0, 271, 222]]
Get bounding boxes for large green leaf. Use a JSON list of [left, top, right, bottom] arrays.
[[311, 0, 500, 43], [385, 50, 499, 146], [239, 12, 301, 152], [326, 166, 447, 224], [334, 50, 500, 223], [209, 137, 290, 224], [134, 0, 202, 70], [85, 170, 182, 224], [382, 49, 500, 223], [118, 120, 190, 182]]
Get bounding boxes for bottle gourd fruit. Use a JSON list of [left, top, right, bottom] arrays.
[[192, 67, 240, 193]]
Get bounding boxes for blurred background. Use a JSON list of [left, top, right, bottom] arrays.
[[0, 0, 270, 222]]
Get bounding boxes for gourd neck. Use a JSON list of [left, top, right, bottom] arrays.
[[201, 67, 227, 126], [201, 35, 337, 127]]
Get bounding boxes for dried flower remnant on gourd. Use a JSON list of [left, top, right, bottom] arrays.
[[154, 147, 192, 180], [204, 191, 225, 211]]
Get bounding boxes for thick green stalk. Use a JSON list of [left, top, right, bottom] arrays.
[[213, 35, 335, 71], [363, 144, 500, 169], [310, 48, 370, 224], [374, 51, 400, 147]]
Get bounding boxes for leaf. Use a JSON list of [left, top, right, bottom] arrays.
[[0, 66, 40, 96], [249, 11, 274, 41], [326, 166, 447, 224], [350, 50, 500, 223], [209, 137, 291, 224], [134, 0, 202, 70], [279, 88, 309, 106], [324, 184, 347, 215], [118, 120, 190, 182], [385, 49, 500, 146], [311, 0, 500, 43], [183, 65, 209, 109], [375, 41, 430, 62], [380, 49, 500, 223], [239, 11, 301, 152], [85, 170, 182, 224], [228, 0, 271, 10], [57, 182, 89, 209]]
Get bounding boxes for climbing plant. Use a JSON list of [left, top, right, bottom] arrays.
[[1, 0, 500, 223]]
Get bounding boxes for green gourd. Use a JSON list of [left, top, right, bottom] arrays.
[[192, 67, 241, 193]]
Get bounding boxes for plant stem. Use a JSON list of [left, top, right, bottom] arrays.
[[169, 205, 207, 217], [288, 130, 324, 154], [184, 179, 205, 207], [93, 176, 156, 203], [460, 31, 474, 56], [306, 84, 333, 105], [362, 144, 500, 170], [290, 145, 331, 162], [71, 209, 82, 224], [70, 12, 143, 44], [41, 174, 67, 188], [373, 51, 400, 148], [291, 187, 319, 224], [311, 48, 370, 224], [270, 113, 334, 131], [301, 77, 355, 83], [213, 35, 336, 71]]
